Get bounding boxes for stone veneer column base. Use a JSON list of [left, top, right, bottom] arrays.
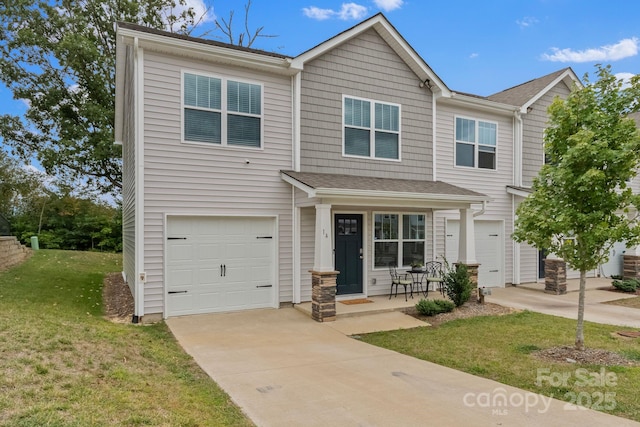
[[455, 263, 480, 302], [310, 270, 339, 322], [623, 255, 640, 280], [544, 258, 567, 295]]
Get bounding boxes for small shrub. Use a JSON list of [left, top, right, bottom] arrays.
[[415, 299, 454, 316], [444, 264, 473, 307], [612, 279, 640, 293], [433, 299, 455, 313]]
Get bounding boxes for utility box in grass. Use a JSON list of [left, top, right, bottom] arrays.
[[30, 236, 39, 250]]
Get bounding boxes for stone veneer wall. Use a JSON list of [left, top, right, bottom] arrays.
[[544, 258, 567, 295], [623, 255, 640, 280], [310, 270, 338, 322], [0, 236, 31, 271]]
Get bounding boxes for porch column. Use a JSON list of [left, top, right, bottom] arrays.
[[458, 208, 477, 264], [623, 246, 640, 280], [544, 252, 567, 295], [311, 203, 338, 322], [457, 208, 479, 300], [313, 204, 334, 272]]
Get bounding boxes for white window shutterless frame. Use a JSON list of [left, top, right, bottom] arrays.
[[183, 71, 263, 148], [343, 95, 401, 160]]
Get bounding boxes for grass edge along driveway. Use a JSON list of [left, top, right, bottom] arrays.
[[0, 250, 253, 427]]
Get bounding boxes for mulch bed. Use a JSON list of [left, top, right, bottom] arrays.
[[102, 272, 134, 323]]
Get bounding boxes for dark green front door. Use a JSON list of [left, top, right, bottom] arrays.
[[335, 214, 363, 295]]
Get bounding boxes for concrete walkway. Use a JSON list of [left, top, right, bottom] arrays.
[[167, 308, 639, 427], [489, 281, 640, 328]]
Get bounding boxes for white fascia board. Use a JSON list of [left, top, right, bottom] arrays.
[[520, 69, 581, 113], [315, 188, 489, 204], [442, 92, 518, 115], [281, 173, 317, 197], [117, 27, 297, 76]]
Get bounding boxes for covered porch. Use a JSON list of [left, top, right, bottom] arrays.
[[281, 171, 490, 322]]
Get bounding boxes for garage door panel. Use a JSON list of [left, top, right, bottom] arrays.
[[168, 269, 193, 288], [166, 216, 276, 317], [168, 243, 193, 262]]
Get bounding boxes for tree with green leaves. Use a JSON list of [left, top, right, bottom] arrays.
[[0, 1, 269, 198], [0, 0, 197, 196], [513, 65, 640, 350]]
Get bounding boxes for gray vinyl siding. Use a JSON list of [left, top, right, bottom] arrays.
[[141, 51, 293, 315], [299, 29, 433, 180], [522, 82, 571, 187], [434, 102, 514, 285], [122, 45, 136, 295]]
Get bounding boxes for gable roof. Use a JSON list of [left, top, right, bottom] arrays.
[[290, 13, 451, 97], [488, 68, 581, 112]]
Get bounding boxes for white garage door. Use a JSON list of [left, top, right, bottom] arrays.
[[166, 216, 276, 317], [446, 220, 504, 287]]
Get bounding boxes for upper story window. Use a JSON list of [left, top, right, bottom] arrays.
[[455, 117, 497, 169], [343, 96, 400, 160], [183, 72, 262, 148]]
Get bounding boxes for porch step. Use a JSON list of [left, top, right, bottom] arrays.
[[294, 294, 431, 320]]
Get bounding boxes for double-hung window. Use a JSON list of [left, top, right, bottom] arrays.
[[344, 96, 400, 160], [373, 213, 425, 268], [455, 117, 497, 169], [183, 72, 262, 148]]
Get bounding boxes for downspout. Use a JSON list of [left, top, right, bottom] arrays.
[[291, 72, 302, 303], [133, 36, 145, 323], [513, 110, 524, 285], [431, 91, 437, 181], [473, 200, 486, 218]]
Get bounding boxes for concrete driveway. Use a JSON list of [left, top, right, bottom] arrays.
[[167, 308, 638, 427]]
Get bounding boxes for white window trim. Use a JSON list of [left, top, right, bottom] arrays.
[[181, 69, 264, 150], [372, 212, 426, 270], [342, 94, 402, 162], [453, 115, 498, 171]]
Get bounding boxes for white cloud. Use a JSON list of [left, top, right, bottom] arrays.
[[616, 72, 636, 88], [469, 53, 479, 59], [303, 3, 368, 21], [542, 37, 639, 63], [516, 16, 538, 29], [338, 3, 368, 19], [302, 6, 335, 20], [373, 0, 403, 12]]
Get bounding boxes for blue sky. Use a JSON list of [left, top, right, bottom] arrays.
[[1, 0, 638, 159]]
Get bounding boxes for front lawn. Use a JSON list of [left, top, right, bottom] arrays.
[[0, 250, 252, 426], [360, 310, 640, 422]]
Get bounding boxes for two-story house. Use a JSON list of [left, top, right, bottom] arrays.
[[115, 14, 583, 323]]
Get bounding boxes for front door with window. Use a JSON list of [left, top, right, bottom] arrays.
[[335, 214, 363, 295]]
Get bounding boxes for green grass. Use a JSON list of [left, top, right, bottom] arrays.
[[360, 310, 640, 422], [0, 250, 252, 426]]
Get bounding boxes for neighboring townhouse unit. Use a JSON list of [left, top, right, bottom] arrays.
[[115, 14, 587, 322]]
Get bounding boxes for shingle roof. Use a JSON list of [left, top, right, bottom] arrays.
[[281, 171, 487, 199], [117, 22, 291, 60], [487, 68, 572, 107]]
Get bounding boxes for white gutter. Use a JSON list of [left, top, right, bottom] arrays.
[[293, 72, 301, 171]]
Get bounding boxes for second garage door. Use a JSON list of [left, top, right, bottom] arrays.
[[446, 220, 504, 287], [166, 216, 276, 317]]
